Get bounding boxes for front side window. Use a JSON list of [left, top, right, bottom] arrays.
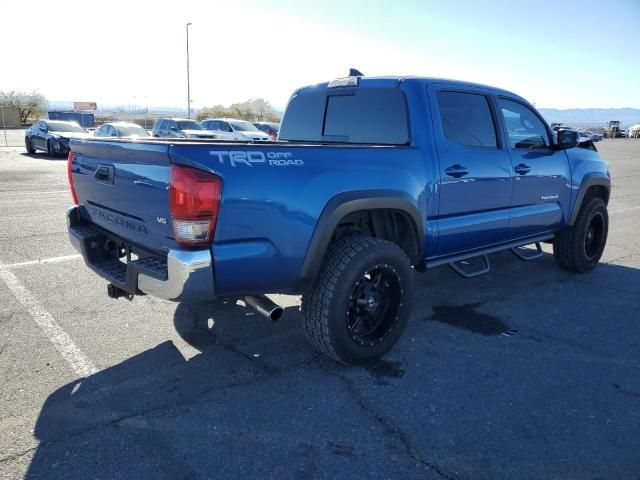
[[498, 98, 549, 149], [437, 91, 497, 148]]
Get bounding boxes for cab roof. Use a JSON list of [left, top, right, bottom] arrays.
[[296, 76, 526, 102]]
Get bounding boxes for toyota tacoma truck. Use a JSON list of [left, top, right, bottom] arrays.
[[67, 74, 610, 365]]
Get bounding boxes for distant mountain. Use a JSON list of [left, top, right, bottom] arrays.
[[538, 108, 640, 128]]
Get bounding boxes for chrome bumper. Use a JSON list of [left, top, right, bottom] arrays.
[[67, 206, 215, 303]]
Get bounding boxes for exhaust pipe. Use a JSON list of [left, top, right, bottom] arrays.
[[244, 295, 284, 321]]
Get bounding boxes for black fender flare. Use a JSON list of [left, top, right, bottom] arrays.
[[568, 174, 611, 225], [295, 190, 424, 292]]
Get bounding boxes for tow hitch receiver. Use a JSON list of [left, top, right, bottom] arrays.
[[107, 283, 133, 301]]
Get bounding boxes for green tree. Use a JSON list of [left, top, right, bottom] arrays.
[[0, 90, 47, 124], [196, 104, 227, 120], [196, 98, 281, 123]]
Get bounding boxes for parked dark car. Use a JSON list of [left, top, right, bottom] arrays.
[[25, 120, 90, 156], [94, 122, 150, 138], [253, 121, 280, 140]]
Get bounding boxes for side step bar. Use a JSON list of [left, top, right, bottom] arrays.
[[449, 255, 490, 278], [425, 235, 553, 279], [511, 242, 543, 261]]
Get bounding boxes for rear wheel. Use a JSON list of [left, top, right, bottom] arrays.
[[25, 137, 35, 154], [554, 197, 608, 272], [301, 236, 414, 365]]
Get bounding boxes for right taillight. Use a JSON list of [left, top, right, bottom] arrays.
[[169, 164, 222, 246], [67, 151, 79, 205]]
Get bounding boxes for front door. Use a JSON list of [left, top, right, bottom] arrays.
[[496, 97, 572, 239], [32, 122, 47, 149], [428, 87, 514, 257]]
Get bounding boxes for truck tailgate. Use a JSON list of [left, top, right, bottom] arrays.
[[70, 140, 175, 253]]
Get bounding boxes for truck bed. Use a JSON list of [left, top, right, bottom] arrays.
[[69, 137, 426, 296]]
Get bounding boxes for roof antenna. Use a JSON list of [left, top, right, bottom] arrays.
[[349, 68, 364, 77]]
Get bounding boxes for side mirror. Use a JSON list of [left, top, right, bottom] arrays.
[[169, 126, 177, 131], [556, 129, 579, 150]]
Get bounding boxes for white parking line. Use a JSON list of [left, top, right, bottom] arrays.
[[0, 264, 97, 377], [0, 190, 70, 197], [5, 254, 82, 269]]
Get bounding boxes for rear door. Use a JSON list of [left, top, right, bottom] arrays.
[[496, 97, 571, 238], [428, 86, 513, 256], [71, 141, 175, 253]]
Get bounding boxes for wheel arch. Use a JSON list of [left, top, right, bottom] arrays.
[[296, 190, 424, 292], [568, 174, 611, 225]]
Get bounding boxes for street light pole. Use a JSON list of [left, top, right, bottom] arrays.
[[186, 22, 192, 119]]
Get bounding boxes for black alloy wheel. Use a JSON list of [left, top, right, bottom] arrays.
[[346, 265, 403, 347]]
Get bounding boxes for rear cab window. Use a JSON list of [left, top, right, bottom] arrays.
[[279, 87, 409, 145]]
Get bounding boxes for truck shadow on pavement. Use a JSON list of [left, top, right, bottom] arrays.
[[19, 152, 66, 161], [25, 253, 640, 479]]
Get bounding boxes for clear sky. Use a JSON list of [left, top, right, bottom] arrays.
[[0, 0, 638, 110]]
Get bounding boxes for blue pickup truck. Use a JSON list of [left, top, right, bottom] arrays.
[[66, 74, 610, 364]]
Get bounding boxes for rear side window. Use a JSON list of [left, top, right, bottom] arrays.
[[437, 91, 497, 148], [279, 88, 409, 145], [279, 91, 326, 142]]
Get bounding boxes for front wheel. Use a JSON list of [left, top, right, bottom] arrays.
[[47, 140, 57, 157], [301, 236, 414, 365], [554, 197, 608, 272], [25, 137, 35, 154]]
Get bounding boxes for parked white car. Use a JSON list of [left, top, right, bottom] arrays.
[[200, 118, 271, 141]]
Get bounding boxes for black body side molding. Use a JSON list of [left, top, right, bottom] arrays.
[[295, 190, 424, 293], [568, 174, 610, 225]]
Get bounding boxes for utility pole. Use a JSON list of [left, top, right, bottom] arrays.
[[186, 22, 192, 119]]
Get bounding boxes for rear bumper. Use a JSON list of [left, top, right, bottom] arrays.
[[67, 206, 215, 302]]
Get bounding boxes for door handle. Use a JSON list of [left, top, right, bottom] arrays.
[[445, 164, 470, 178], [94, 164, 114, 184], [514, 164, 531, 175]]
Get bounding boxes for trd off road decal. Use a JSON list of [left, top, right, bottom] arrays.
[[209, 151, 304, 167]]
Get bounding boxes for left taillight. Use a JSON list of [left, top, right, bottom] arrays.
[[169, 164, 222, 246], [67, 151, 79, 205]]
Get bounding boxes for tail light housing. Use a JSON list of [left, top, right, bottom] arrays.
[[67, 151, 79, 205], [169, 164, 222, 246]]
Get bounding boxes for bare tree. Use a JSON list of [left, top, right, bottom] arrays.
[[0, 90, 47, 124], [249, 98, 270, 121]]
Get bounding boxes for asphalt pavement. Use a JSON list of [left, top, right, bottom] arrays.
[[0, 137, 639, 479]]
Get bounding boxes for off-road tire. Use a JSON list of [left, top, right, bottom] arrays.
[[554, 197, 608, 272], [301, 235, 414, 365], [25, 137, 35, 154]]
